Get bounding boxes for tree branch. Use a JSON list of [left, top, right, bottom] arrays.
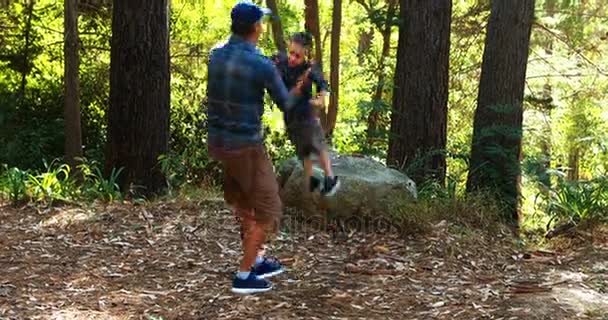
[[81, 45, 110, 52], [526, 73, 593, 79], [534, 22, 608, 76]]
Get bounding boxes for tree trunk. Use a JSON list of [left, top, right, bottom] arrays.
[[64, 0, 83, 170], [325, 0, 342, 143], [466, 0, 535, 224], [386, 0, 452, 185], [567, 148, 579, 181], [304, 0, 328, 129], [304, 0, 323, 67], [366, 0, 397, 144], [539, 0, 557, 189], [266, 0, 286, 54], [357, 28, 373, 64], [19, 0, 35, 100], [105, 0, 170, 196]]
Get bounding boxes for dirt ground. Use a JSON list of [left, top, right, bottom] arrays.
[[0, 200, 607, 320]]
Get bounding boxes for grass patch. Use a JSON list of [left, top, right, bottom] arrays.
[[390, 192, 506, 236]]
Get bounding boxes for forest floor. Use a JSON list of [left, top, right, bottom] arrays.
[[0, 199, 607, 320]]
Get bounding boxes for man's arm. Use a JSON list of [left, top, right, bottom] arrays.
[[264, 61, 310, 113]]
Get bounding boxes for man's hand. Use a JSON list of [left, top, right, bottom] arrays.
[[291, 68, 312, 96]]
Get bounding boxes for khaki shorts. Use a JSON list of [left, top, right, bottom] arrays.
[[209, 145, 282, 234], [287, 120, 326, 160]]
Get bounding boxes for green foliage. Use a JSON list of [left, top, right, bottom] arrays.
[[390, 186, 505, 236], [0, 158, 124, 205], [538, 174, 608, 229], [264, 124, 296, 166], [77, 159, 124, 203], [417, 176, 460, 201], [0, 0, 606, 232], [0, 165, 28, 203], [158, 152, 194, 195], [0, 85, 65, 170], [26, 160, 73, 205]]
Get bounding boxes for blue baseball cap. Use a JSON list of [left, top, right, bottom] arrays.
[[231, 1, 272, 27]]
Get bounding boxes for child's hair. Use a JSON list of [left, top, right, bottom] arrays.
[[289, 32, 313, 51]]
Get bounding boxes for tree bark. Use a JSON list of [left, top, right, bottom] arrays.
[[304, 0, 327, 128], [539, 0, 557, 188], [386, 0, 452, 185], [266, 0, 286, 54], [466, 0, 535, 224], [304, 0, 323, 67], [357, 28, 373, 64], [105, 0, 170, 196], [19, 0, 35, 100], [325, 0, 342, 142], [366, 0, 397, 144], [64, 0, 83, 170], [567, 148, 579, 181]]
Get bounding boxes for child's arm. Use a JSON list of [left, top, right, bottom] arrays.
[[309, 62, 330, 95], [308, 62, 330, 110]]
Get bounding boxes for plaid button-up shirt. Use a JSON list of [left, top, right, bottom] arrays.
[[206, 35, 294, 151]]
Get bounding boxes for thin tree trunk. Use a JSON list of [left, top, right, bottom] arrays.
[[386, 0, 452, 185], [366, 0, 397, 144], [105, 0, 170, 196], [305, 0, 328, 130], [64, 0, 83, 170], [266, 0, 286, 53], [304, 0, 323, 67], [466, 0, 535, 224], [325, 0, 342, 142], [19, 0, 35, 99], [567, 148, 579, 181], [539, 0, 557, 188], [357, 28, 373, 64]]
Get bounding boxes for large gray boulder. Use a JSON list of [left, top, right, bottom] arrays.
[[277, 152, 417, 219]]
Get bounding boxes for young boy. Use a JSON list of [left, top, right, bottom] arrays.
[[272, 32, 340, 196]]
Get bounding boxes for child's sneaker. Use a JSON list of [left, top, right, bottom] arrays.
[[252, 257, 285, 279], [231, 273, 272, 294], [309, 176, 322, 193], [321, 176, 340, 197]]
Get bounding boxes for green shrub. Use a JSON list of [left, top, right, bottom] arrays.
[[26, 160, 74, 205], [77, 159, 124, 203], [0, 165, 29, 204], [539, 174, 608, 230]]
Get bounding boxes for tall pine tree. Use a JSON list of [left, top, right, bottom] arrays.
[[466, 0, 535, 223], [105, 0, 170, 195], [387, 0, 452, 185]]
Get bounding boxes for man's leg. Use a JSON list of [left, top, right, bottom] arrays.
[[231, 212, 273, 294], [234, 207, 266, 265], [238, 211, 266, 273], [223, 152, 273, 294], [248, 147, 286, 279]]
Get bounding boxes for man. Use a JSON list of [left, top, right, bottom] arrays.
[[206, 2, 310, 294]]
